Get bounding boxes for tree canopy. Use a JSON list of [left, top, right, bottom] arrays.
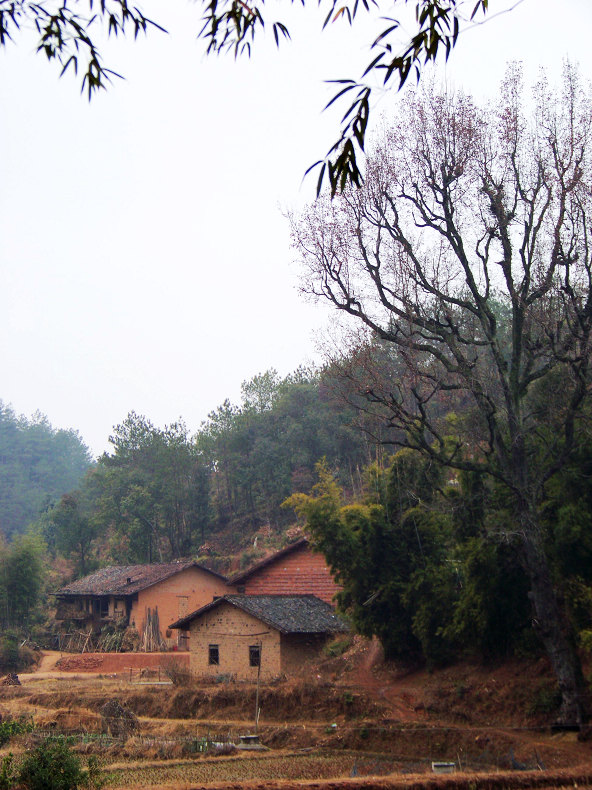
[[286, 455, 534, 666], [1, 0, 489, 192], [291, 64, 592, 725], [0, 403, 93, 539], [40, 366, 376, 568]]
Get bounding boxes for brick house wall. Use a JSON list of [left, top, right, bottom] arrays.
[[129, 567, 235, 649], [188, 601, 281, 680], [241, 544, 341, 604]]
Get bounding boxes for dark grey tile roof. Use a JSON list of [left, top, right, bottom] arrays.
[[169, 594, 349, 634], [55, 561, 227, 597], [227, 538, 309, 585]]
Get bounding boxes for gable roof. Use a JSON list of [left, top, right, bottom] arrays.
[[56, 561, 227, 597], [169, 594, 349, 634], [228, 538, 310, 585]]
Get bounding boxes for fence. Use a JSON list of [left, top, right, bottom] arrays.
[[127, 666, 173, 684], [28, 727, 238, 753]]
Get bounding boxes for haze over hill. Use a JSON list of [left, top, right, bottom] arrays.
[[0, 402, 92, 538]]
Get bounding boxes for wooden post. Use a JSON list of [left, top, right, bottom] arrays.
[[254, 640, 262, 733]]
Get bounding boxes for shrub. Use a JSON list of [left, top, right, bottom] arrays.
[[19, 644, 39, 670], [323, 637, 353, 657], [161, 657, 192, 686], [0, 754, 16, 790], [580, 628, 592, 654], [239, 548, 265, 569], [99, 700, 138, 739], [84, 755, 105, 790], [0, 632, 40, 674], [18, 737, 84, 790], [527, 683, 562, 716], [211, 742, 237, 756], [0, 717, 34, 746], [0, 633, 20, 673]]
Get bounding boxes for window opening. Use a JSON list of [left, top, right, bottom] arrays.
[[249, 645, 261, 667], [209, 645, 219, 665]]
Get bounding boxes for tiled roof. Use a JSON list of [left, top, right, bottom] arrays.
[[169, 594, 349, 634], [228, 538, 309, 585], [55, 561, 227, 597]]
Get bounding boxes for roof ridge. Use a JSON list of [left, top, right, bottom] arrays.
[[169, 592, 349, 635]]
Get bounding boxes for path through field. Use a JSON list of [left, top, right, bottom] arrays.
[[350, 639, 425, 723], [37, 650, 61, 672]]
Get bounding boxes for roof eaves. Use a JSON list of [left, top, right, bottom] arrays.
[[55, 561, 228, 598], [170, 594, 348, 634]]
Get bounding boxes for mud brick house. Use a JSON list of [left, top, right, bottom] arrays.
[[228, 538, 341, 604], [169, 594, 349, 680], [55, 561, 233, 650]]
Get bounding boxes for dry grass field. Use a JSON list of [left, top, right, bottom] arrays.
[[1, 646, 591, 789]]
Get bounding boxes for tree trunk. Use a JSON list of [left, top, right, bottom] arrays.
[[520, 509, 587, 726]]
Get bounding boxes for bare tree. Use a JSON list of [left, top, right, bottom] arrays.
[[292, 63, 592, 725]]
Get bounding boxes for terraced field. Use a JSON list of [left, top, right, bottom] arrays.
[[2, 650, 591, 789]]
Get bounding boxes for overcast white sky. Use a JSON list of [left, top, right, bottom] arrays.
[[1, 0, 591, 456]]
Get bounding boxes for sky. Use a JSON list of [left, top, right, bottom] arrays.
[[1, 0, 591, 456]]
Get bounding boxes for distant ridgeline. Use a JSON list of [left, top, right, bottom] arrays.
[[0, 402, 93, 538]]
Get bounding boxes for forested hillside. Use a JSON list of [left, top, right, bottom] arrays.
[[40, 367, 382, 575], [0, 403, 92, 538]]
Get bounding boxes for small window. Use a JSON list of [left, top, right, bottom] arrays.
[[249, 645, 260, 667], [237, 585, 246, 594], [209, 645, 219, 665]]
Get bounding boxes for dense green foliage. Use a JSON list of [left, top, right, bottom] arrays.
[[201, 369, 370, 537], [0, 754, 16, 790], [94, 413, 210, 563], [40, 368, 375, 567], [18, 738, 84, 790], [0, 718, 35, 747], [286, 450, 592, 667], [0, 404, 92, 539], [43, 492, 99, 577], [0, 533, 46, 630]]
